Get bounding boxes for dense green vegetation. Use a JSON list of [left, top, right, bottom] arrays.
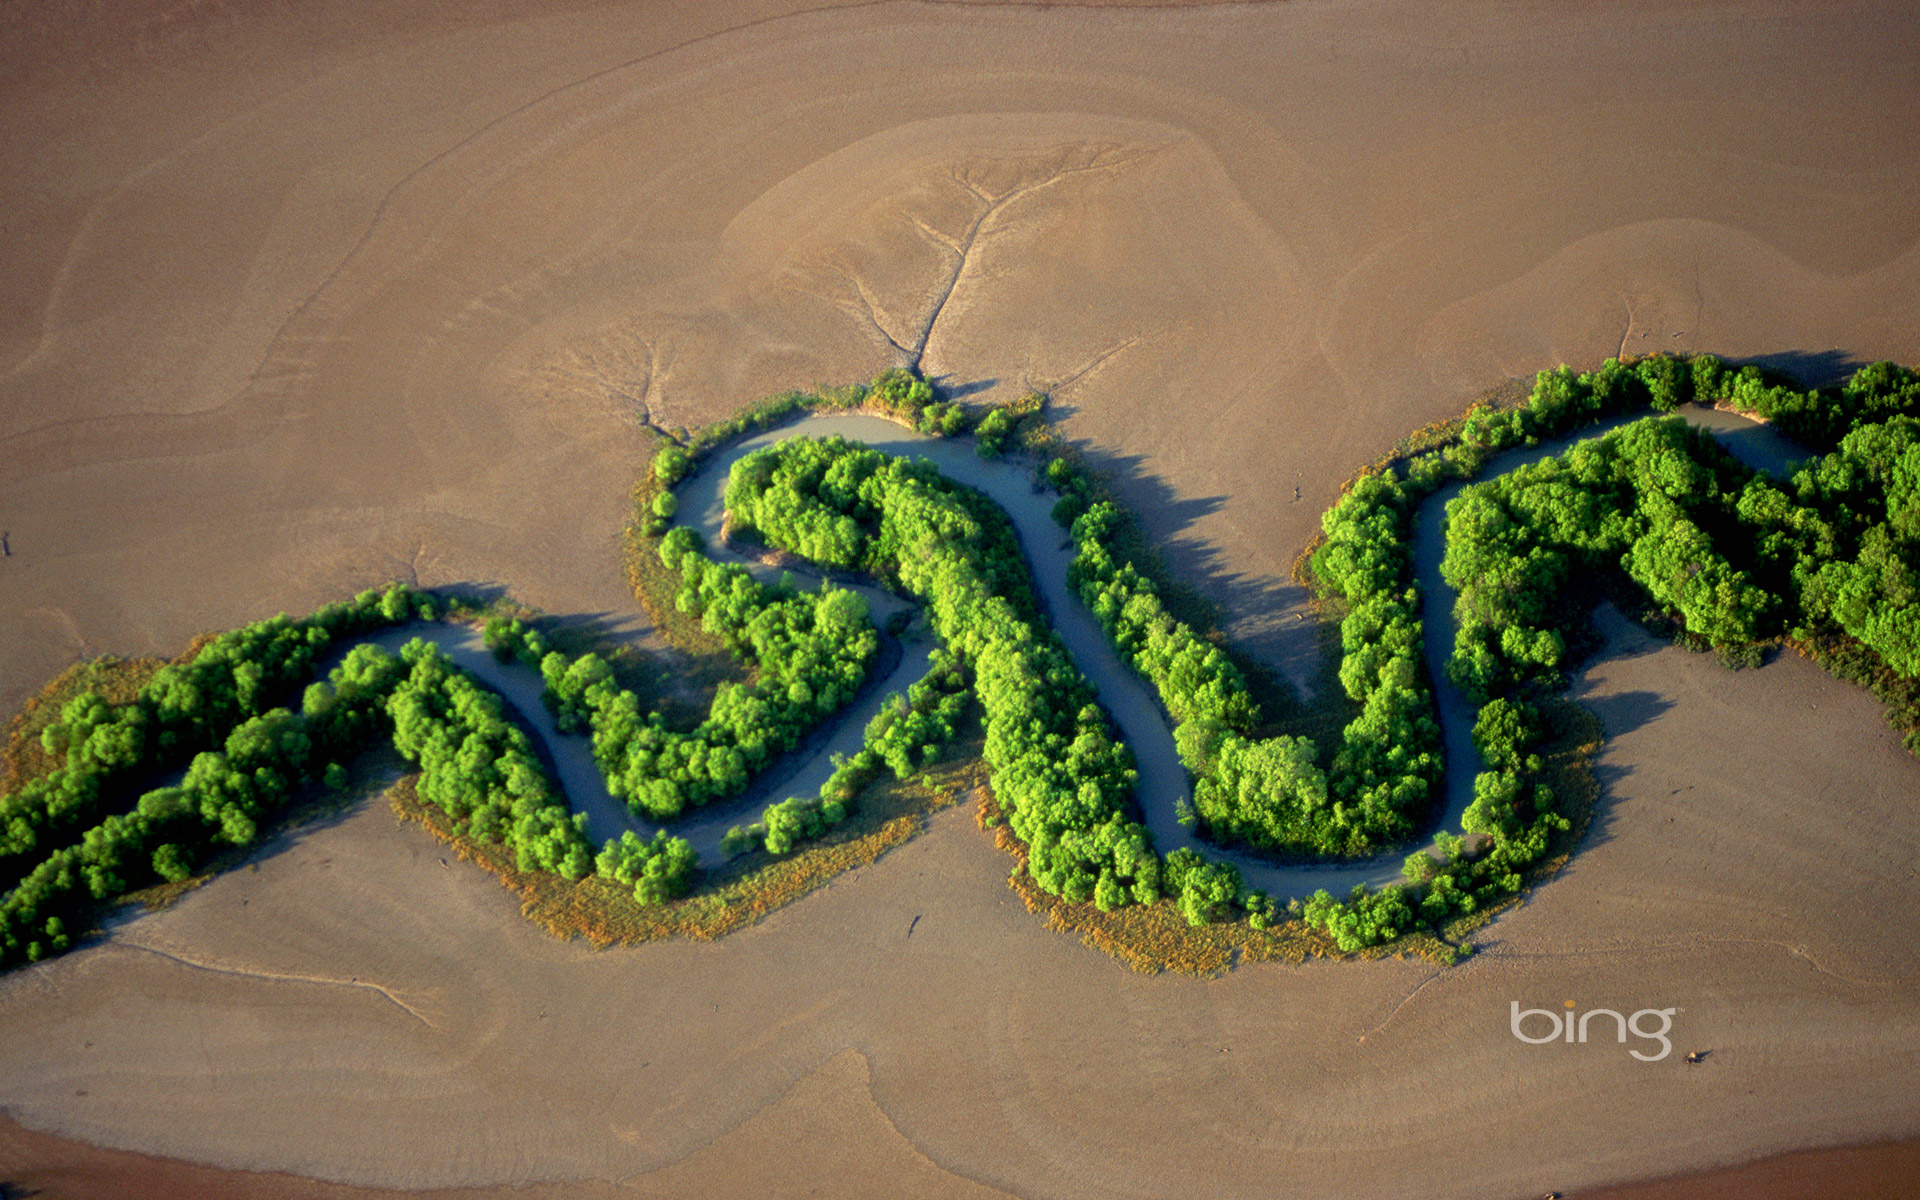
[[8, 355, 1915, 971], [1787, 412, 1920, 688], [1444, 366, 1920, 753], [1071, 495, 1428, 860], [1053, 360, 1718, 885], [724, 649, 972, 857], [383, 640, 595, 877], [0, 585, 698, 969], [1043, 354, 1919, 951], [595, 829, 698, 904], [650, 355, 1918, 952], [720, 435, 1166, 910], [1, 586, 423, 965], [1306, 355, 1920, 951], [522, 554, 880, 821], [3, 585, 425, 902], [0, 370, 1055, 970]]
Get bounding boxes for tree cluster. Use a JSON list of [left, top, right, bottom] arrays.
[[1776, 412, 1920, 688], [721, 436, 1164, 911], [386, 640, 595, 877], [510, 544, 881, 821], [4, 585, 427, 902], [1292, 356, 1765, 948], [14, 356, 1913, 967], [1441, 417, 1768, 703], [1295, 355, 1920, 953], [2, 585, 706, 970], [725, 649, 973, 857], [1071, 495, 1414, 860], [596, 829, 697, 904]]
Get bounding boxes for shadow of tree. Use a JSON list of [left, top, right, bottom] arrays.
[[930, 373, 998, 401], [425, 583, 740, 727], [1044, 404, 1344, 734], [1728, 347, 1865, 389], [1574, 689, 1676, 739]]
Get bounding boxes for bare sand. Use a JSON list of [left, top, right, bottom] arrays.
[[8, 1119, 1920, 1200], [3, 0, 1919, 1195]]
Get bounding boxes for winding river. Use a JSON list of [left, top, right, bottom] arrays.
[[382, 405, 1809, 904]]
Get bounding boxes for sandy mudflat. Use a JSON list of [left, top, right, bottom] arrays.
[[2, 0, 1919, 1196]]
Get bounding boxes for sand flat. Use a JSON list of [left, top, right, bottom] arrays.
[[2, 0, 1919, 1195]]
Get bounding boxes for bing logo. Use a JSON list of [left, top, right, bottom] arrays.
[[1510, 1000, 1675, 1062]]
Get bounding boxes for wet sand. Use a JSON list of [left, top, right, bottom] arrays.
[[3, 0, 1919, 1195]]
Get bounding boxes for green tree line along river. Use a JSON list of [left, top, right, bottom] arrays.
[[3, 358, 1916, 966]]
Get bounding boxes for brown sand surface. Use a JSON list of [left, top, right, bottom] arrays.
[[1, 615, 1917, 1199], [3, 0, 1919, 1195], [7, 1120, 1920, 1200]]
